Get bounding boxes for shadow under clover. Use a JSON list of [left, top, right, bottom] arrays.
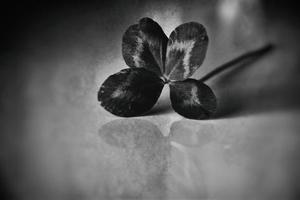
[[211, 44, 300, 118]]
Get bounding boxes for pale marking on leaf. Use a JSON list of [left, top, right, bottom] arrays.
[[183, 86, 201, 106], [133, 37, 144, 67], [111, 88, 125, 98], [142, 31, 165, 71], [145, 34, 160, 48], [191, 86, 201, 105], [111, 88, 135, 101], [167, 40, 195, 78], [144, 35, 162, 69]]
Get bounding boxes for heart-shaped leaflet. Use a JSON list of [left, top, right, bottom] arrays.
[[98, 17, 217, 119], [170, 79, 217, 119], [98, 68, 164, 117]]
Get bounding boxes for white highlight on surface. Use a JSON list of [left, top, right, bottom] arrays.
[[218, 0, 240, 24], [167, 40, 195, 78], [217, 0, 264, 48], [170, 141, 187, 152]]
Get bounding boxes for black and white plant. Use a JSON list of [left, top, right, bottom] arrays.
[[98, 17, 271, 119]]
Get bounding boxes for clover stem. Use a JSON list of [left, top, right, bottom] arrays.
[[199, 43, 274, 82]]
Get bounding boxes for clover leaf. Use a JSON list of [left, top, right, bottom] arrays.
[[98, 17, 272, 119], [98, 17, 214, 119], [98, 68, 164, 117]]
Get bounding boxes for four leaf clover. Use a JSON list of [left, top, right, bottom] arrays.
[[98, 17, 217, 119]]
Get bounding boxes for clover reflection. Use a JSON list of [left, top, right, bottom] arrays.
[[98, 119, 170, 199]]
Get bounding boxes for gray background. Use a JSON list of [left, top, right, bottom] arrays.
[[1, 0, 300, 199]]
